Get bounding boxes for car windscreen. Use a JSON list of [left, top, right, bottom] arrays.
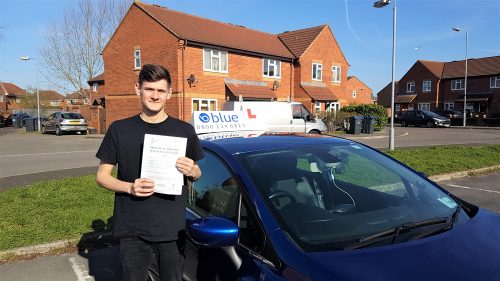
[[423, 111, 441, 118], [237, 143, 458, 252], [61, 113, 83, 119]]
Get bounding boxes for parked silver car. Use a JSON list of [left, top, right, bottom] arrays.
[[41, 112, 88, 136]]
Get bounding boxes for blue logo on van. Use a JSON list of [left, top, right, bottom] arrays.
[[198, 112, 239, 123], [199, 113, 210, 123]]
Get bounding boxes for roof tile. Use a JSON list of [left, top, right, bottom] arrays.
[[137, 3, 294, 59]]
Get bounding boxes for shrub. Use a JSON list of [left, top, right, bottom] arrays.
[[340, 104, 388, 131], [318, 111, 356, 132]]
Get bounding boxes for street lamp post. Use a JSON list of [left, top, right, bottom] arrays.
[[452, 27, 468, 127], [20, 56, 41, 132], [374, 0, 396, 150]]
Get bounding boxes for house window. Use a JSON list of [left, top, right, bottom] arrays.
[[314, 102, 321, 113], [134, 49, 141, 69], [406, 81, 415, 93], [0, 95, 3, 102], [332, 66, 341, 82], [16, 98, 21, 103], [395, 104, 401, 112], [451, 79, 464, 90], [312, 63, 322, 81], [327, 102, 340, 112], [263, 59, 281, 78], [445, 103, 454, 110], [422, 80, 431, 92], [192, 98, 217, 112], [50, 101, 59, 106], [203, 48, 228, 73], [418, 103, 430, 111], [490, 76, 500, 88], [92, 83, 98, 92], [352, 90, 357, 98]]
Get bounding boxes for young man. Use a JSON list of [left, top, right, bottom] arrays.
[[96, 64, 203, 281]]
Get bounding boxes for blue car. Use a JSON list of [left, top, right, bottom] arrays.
[[149, 133, 500, 281]]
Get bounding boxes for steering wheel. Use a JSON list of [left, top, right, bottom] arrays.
[[268, 190, 296, 204]]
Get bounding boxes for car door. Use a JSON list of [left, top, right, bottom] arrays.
[[46, 113, 56, 131], [291, 104, 308, 133], [185, 151, 269, 281]]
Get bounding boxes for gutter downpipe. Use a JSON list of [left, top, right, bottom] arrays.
[[290, 59, 294, 102], [181, 39, 186, 121]]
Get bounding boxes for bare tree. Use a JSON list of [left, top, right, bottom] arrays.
[[40, 0, 130, 94]]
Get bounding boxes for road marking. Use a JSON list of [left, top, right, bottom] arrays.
[[0, 150, 96, 158], [69, 257, 94, 280], [0, 165, 98, 179], [447, 184, 500, 194]]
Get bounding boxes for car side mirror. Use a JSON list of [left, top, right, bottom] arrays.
[[188, 216, 239, 248]]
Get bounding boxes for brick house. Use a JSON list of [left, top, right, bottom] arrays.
[[377, 56, 500, 117], [100, 2, 372, 128], [345, 76, 373, 105], [277, 25, 349, 114], [0, 82, 26, 114], [88, 73, 105, 105], [38, 90, 65, 108]]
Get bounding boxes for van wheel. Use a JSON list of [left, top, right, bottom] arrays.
[[56, 126, 63, 136], [308, 130, 320, 134]]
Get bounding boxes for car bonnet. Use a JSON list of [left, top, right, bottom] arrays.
[[304, 209, 500, 281]]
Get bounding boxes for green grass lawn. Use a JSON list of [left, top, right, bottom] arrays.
[[0, 175, 113, 251], [384, 144, 500, 176], [0, 144, 499, 252]]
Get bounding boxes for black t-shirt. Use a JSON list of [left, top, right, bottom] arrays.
[[96, 115, 204, 241]]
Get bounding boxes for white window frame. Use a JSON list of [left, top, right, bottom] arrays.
[[451, 79, 464, 90], [262, 58, 281, 78], [314, 102, 321, 113], [192, 98, 218, 112], [0, 95, 3, 102], [352, 90, 357, 98], [418, 103, 430, 111], [395, 104, 401, 112], [203, 48, 228, 73], [444, 103, 454, 110], [326, 102, 340, 113], [16, 98, 21, 103], [331, 66, 341, 82], [312, 63, 322, 81], [134, 49, 141, 70], [92, 83, 98, 92], [406, 81, 415, 93], [50, 101, 59, 106], [490, 76, 500, 88], [422, 80, 431, 92]]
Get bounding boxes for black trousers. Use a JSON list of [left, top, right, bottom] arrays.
[[119, 237, 185, 281]]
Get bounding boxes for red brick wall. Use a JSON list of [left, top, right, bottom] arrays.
[[178, 45, 293, 121], [399, 61, 440, 110], [102, 4, 180, 127], [294, 27, 349, 110], [345, 77, 372, 105]]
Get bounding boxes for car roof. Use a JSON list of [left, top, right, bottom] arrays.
[[201, 133, 353, 155]]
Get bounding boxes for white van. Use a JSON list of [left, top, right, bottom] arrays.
[[222, 101, 327, 134]]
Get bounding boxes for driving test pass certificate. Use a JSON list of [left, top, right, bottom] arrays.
[[141, 134, 187, 195]]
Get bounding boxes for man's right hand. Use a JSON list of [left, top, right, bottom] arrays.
[[131, 178, 155, 197]]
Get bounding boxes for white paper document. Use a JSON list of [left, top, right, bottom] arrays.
[[141, 134, 187, 195]]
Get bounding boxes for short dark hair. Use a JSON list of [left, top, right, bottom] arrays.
[[138, 64, 172, 87]]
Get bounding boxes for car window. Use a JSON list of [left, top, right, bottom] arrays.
[[237, 143, 458, 252], [61, 113, 83, 119], [189, 151, 240, 220]]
